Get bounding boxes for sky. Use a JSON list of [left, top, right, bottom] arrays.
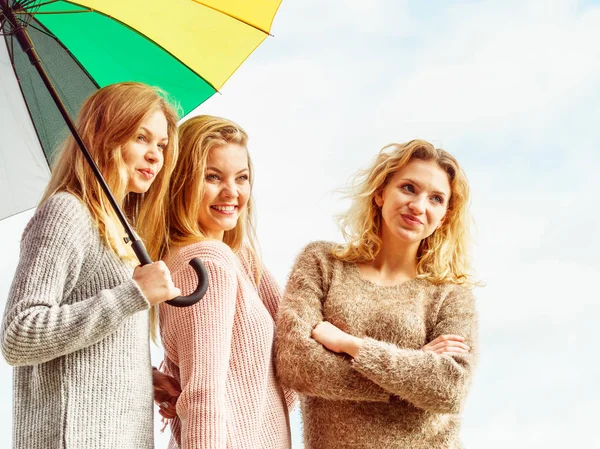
[[1, 0, 600, 448]]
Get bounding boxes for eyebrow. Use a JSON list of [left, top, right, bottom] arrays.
[[401, 178, 448, 197], [140, 127, 168, 142], [206, 167, 249, 175]]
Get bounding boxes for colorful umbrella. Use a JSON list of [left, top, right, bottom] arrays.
[[0, 0, 282, 305]]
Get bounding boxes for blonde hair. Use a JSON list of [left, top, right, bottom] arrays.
[[159, 114, 259, 259], [148, 115, 260, 341], [41, 82, 180, 263], [333, 139, 475, 286]]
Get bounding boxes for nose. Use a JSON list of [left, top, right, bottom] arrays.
[[408, 195, 426, 214], [145, 145, 162, 164], [221, 179, 238, 199]]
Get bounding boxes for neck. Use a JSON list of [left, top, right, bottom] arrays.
[[371, 230, 420, 278]]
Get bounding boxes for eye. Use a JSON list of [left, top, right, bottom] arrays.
[[137, 134, 147, 142], [237, 174, 249, 182], [401, 183, 415, 193], [205, 173, 219, 181], [431, 195, 444, 205], [158, 143, 167, 151]]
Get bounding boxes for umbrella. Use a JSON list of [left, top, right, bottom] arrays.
[[0, 0, 282, 306]]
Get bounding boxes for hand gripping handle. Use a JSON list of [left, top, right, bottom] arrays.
[[131, 240, 208, 308]]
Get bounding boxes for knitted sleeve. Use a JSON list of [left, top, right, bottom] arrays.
[[256, 267, 298, 412], [351, 285, 478, 414], [257, 266, 282, 320], [238, 247, 298, 412], [275, 242, 389, 402], [1, 193, 149, 366], [160, 242, 238, 449]]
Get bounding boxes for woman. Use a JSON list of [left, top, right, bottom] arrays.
[[1, 82, 181, 449], [275, 140, 478, 449], [157, 115, 296, 449]]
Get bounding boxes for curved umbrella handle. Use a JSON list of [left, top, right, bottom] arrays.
[[165, 258, 209, 308], [131, 240, 207, 308]]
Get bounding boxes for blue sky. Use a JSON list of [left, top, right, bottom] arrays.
[[1, 0, 600, 448]]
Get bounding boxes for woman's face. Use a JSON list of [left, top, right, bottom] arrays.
[[198, 143, 250, 241], [121, 109, 168, 195], [375, 158, 451, 246]]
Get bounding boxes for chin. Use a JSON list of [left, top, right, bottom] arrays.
[[128, 184, 152, 194]]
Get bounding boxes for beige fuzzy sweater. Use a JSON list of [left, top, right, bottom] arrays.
[[275, 241, 478, 449]]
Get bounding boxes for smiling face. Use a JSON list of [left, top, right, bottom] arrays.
[[375, 158, 451, 247], [197, 143, 251, 241], [121, 109, 168, 195]]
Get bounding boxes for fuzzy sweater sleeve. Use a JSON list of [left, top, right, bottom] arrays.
[[1, 194, 149, 366], [275, 242, 389, 402], [351, 285, 478, 414], [160, 242, 238, 449]]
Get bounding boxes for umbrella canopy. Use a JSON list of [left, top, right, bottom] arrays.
[[0, 0, 282, 306], [0, 0, 282, 219]]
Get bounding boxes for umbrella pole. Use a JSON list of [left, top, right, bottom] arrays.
[[1, 3, 208, 307], [6, 16, 138, 248]]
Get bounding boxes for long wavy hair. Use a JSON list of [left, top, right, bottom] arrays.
[[157, 114, 259, 260], [148, 115, 260, 340], [41, 82, 180, 263], [333, 139, 475, 286]]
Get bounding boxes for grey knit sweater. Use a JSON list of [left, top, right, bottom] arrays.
[[1, 192, 154, 449], [275, 241, 478, 449]]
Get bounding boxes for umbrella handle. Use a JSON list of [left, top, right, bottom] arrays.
[[131, 240, 208, 308]]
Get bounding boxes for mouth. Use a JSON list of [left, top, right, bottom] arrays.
[[401, 214, 423, 226], [210, 204, 238, 215], [137, 168, 155, 180]]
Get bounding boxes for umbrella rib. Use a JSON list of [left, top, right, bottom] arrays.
[[20, 0, 59, 10], [19, 0, 93, 15], [26, 20, 58, 39], [14, 0, 42, 9], [191, 0, 273, 36], [9, 30, 15, 65], [18, 10, 92, 14], [0, 32, 52, 170], [27, 16, 100, 88]]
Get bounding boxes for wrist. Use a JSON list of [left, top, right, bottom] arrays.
[[344, 336, 363, 358]]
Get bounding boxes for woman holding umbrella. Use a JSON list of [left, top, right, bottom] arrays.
[[275, 140, 478, 449], [1, 82, 181, 449], [155, 115, 296, 449]]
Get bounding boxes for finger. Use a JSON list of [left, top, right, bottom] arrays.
[[423, 342, 450, 352], [425, 341, 469, 352], [433, 340, 470, 350], [158, 408, 177, 420], [442, 350, 469, 356], [429, 334, 465, 345], [167, 287, 181, 300], [163, 377, 182, 396], [158, 401, 177, 417], [166, 380, 182, 396], [154, 391, 175, 403]]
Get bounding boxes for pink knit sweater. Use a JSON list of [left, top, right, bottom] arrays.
[[159, 240, 296, 449]]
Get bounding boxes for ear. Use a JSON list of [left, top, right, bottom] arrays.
[[436, 215, 446, 229], [374, 191, 383, 208]]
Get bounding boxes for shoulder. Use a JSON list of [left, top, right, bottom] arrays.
[[288, 241, 343, 285], [296, 240, 337, 263], [166, 239, 238, 274], [36, 192, 89, 222], [435, 282, 477, 314], [23, 192, 93, 242], [443, 283, 475, 300]]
